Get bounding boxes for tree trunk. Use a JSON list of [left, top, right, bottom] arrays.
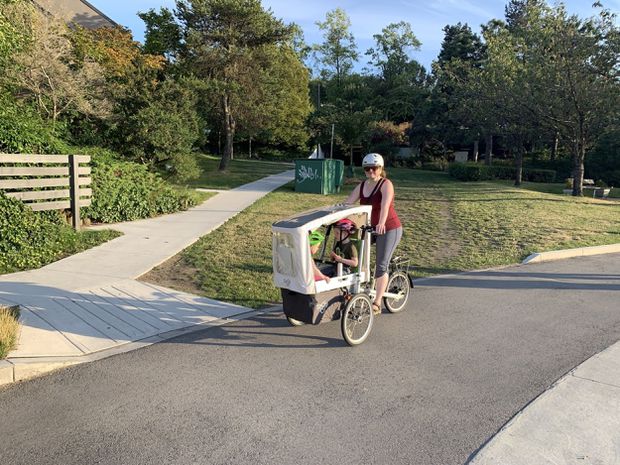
[[249, 137, 252, 159], [551, 131, 559, 161], [484, 134, 493, 166], [571, 138, 585, 196], [219, 93, 235, 171], [473, 139, 479, 162], [347, 146, 355, 177], [514, 144, 523, 187]]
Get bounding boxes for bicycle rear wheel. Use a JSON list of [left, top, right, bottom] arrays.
[[341, 293, 374, 346], [383, 271, 410, 313], [286, 316, 305, 326]]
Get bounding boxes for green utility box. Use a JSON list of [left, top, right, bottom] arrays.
[[294, 159, 344, 195]]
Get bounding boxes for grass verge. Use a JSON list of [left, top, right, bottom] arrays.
[[142, 169, 620, 309], [180, 154, 295, 190], [0, 305, 20, 359]]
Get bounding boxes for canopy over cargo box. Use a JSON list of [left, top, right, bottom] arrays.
[[272, 204, 372, 295]]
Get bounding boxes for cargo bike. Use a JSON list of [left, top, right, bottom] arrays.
[[272, 204, 412, 346]]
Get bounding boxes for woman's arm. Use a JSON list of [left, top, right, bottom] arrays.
[[343, 183, 362, 205], [375, 179, 394, 234]]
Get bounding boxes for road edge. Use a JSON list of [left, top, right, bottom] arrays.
[[522, 243, 620, 264]]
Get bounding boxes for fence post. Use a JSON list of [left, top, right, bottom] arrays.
[[69, 155, 80, 230]]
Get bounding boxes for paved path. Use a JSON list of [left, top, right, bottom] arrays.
[[0, 171, 293, 376]]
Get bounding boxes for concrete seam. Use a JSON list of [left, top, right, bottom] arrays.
[[52, 296, 119, 342], [137, 282, 213, 314], [109, 285, 185, 326], [571, 374, 620, 390], [77, 292, 145, 335], [21, 302, 87, 354], [69, 296, 133, 339], [94, 290, 161, 330]]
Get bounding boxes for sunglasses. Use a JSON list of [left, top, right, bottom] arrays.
[[364, 166, 380, 172]]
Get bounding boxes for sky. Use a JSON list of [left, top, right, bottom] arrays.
[[90, 0, 619, 71]]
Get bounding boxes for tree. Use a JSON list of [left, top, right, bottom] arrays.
[[430, 22, 487, 161], [499, 1, 620, 194], [436, 22, 485, 67], [138, 7, 181, 59], [175, 0, 294, 170], [313, 8, 358, 87], [365, 22, 427, 124], [366, 21, 421, 82], [534, 6, 619, 195], [6, 11, 110, 127]]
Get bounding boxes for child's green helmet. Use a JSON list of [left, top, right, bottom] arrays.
[[308, 230, 325, 246]]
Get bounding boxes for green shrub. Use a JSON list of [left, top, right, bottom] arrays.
[[0, 192, 119, 273], [449, 163, 556, 183], [525, 158, 571, 180], [420, 160, 449, 171], [448, 163, 494, 181], [85, 157, 201, 223], [256, 147, 297, 161], [585, 130, 620, 186], [0, 93, 67, 153], [523, 168, 556, 183], [490, 165, 515, 180]]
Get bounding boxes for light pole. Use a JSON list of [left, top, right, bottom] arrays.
[[330, 123, 335, 159]]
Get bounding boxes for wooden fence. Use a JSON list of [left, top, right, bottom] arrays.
[[0, 154, 92, 229]]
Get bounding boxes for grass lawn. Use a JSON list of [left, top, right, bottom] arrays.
[[179, 154, 295, 190], [141, 168, 620, 309]]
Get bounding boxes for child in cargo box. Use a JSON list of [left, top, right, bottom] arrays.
[[329, 218, 359, 274], [309, 230, 331, 283]]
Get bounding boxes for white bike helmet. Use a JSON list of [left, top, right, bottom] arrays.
[[362, 153, 384, 168]]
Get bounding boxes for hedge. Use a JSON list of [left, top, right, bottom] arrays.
[[0, 192, 119, 274], [84, 153, 203, 224], [448, 163, 556, 183]]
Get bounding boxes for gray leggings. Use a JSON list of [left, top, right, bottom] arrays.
[[375, 227, 402, 278]]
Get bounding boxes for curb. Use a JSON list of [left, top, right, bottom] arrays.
[[522, 243, 620, 265], [0, 305, 282, 388]]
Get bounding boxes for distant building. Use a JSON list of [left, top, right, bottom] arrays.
[[32, 0, 116, 29]]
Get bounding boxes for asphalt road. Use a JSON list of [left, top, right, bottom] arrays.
[[1, 254, 619, 465]]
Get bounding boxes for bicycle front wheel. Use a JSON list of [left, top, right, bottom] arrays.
[[341, 293, 374, 346], [383, 271, 410, 313]]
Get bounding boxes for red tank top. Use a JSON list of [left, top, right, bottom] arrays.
[[359, 179, 402, 230]]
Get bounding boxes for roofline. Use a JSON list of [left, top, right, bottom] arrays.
[[78, 0, 117, 27]]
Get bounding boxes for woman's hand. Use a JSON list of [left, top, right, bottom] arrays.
[[375, 223, 386, 235]]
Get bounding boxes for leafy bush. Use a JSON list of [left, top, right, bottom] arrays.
[[449, 163, 556, 183], [112, 78, 201, 182], [490, 165, 515, 180], [420, 160, 449, 171], [525, 158, 572, 180], [0, 192, 119, 273], [448, 163, 494, 181], [0, 93, 67, 153], [586, 130, 620, 186], [85, 156, 201, 223], [524, 168, 556, 183], [256, 147, 297, 161]]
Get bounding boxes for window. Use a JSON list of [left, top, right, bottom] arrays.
[[274, 232, 296, 277]]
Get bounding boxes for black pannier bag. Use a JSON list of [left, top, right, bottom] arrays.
[[281, 288, 344, 324]]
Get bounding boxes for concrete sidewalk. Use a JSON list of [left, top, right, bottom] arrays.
[[0, 170, 294, 383], [469, 340, 620, 465]]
